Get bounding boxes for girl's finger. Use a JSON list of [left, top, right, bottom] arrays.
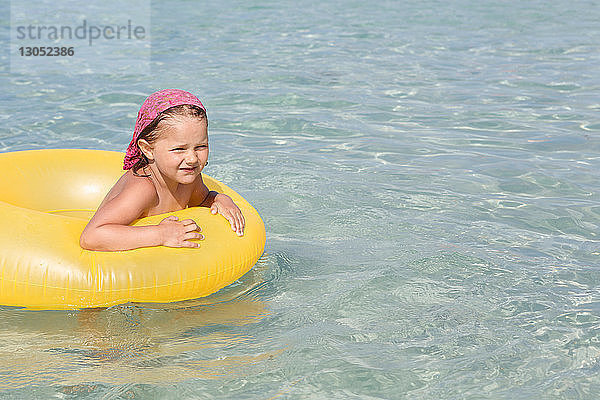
[[233, 209, 243, 228], [184, 232, 203, 240], [234, 213, 243, 235], [227, 214, 238, 232], [181, 219, 200, 231], [185, 222, 201, 232]]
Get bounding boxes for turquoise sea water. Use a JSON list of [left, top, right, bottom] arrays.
[[1, 0, 600, 398]]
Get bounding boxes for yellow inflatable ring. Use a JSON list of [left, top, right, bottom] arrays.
[[0, 149, 266, 310]]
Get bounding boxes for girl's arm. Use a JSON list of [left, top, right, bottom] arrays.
[[191, 177, 245, 236], [80, 180, 202, 251]]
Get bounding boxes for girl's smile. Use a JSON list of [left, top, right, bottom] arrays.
[[180, 166, 197, 173]]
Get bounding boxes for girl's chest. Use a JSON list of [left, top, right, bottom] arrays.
[[146, 187, 194, 216]]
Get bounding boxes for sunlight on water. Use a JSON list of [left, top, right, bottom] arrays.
[[1, 0, 600, 398]]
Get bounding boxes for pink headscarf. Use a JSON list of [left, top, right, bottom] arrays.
[[123, 89, 206, 170]]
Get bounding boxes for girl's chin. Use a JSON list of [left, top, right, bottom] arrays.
[[177, 174, 197, 181], [176, 170, 200, 183]]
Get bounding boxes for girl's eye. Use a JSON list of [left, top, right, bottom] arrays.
[[195, 145, 208, 150], [171, 148, 185, 152]]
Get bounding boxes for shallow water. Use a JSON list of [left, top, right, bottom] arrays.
[[1, 0, 600, 398]]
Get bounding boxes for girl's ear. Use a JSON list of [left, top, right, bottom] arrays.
[[138, 139, 154, 161]]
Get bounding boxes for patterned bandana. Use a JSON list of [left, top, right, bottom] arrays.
[[123, 89, 205, 170]]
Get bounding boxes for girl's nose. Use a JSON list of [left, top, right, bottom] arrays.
[[185, 151, 198, 165]]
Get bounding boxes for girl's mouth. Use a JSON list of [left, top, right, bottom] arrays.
[[180, 167, 197, 173]]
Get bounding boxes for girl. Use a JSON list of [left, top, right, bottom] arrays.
[[80, 89, 245, 251]]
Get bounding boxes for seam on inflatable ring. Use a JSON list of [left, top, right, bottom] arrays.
[[0, 259, 252, 292]]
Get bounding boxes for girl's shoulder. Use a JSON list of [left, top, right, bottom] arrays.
[[100, 170, 159, 210], [121, 171, 159, 203], [86, 170, 159, 227]]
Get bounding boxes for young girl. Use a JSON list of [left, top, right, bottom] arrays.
[[80, 89, 245, 251]]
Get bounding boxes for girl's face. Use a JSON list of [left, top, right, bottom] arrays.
[[140, 117, 209, 185]]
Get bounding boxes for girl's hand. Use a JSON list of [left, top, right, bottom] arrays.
[[210, 194, 245, 236], [158, 216, 204, 248]]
